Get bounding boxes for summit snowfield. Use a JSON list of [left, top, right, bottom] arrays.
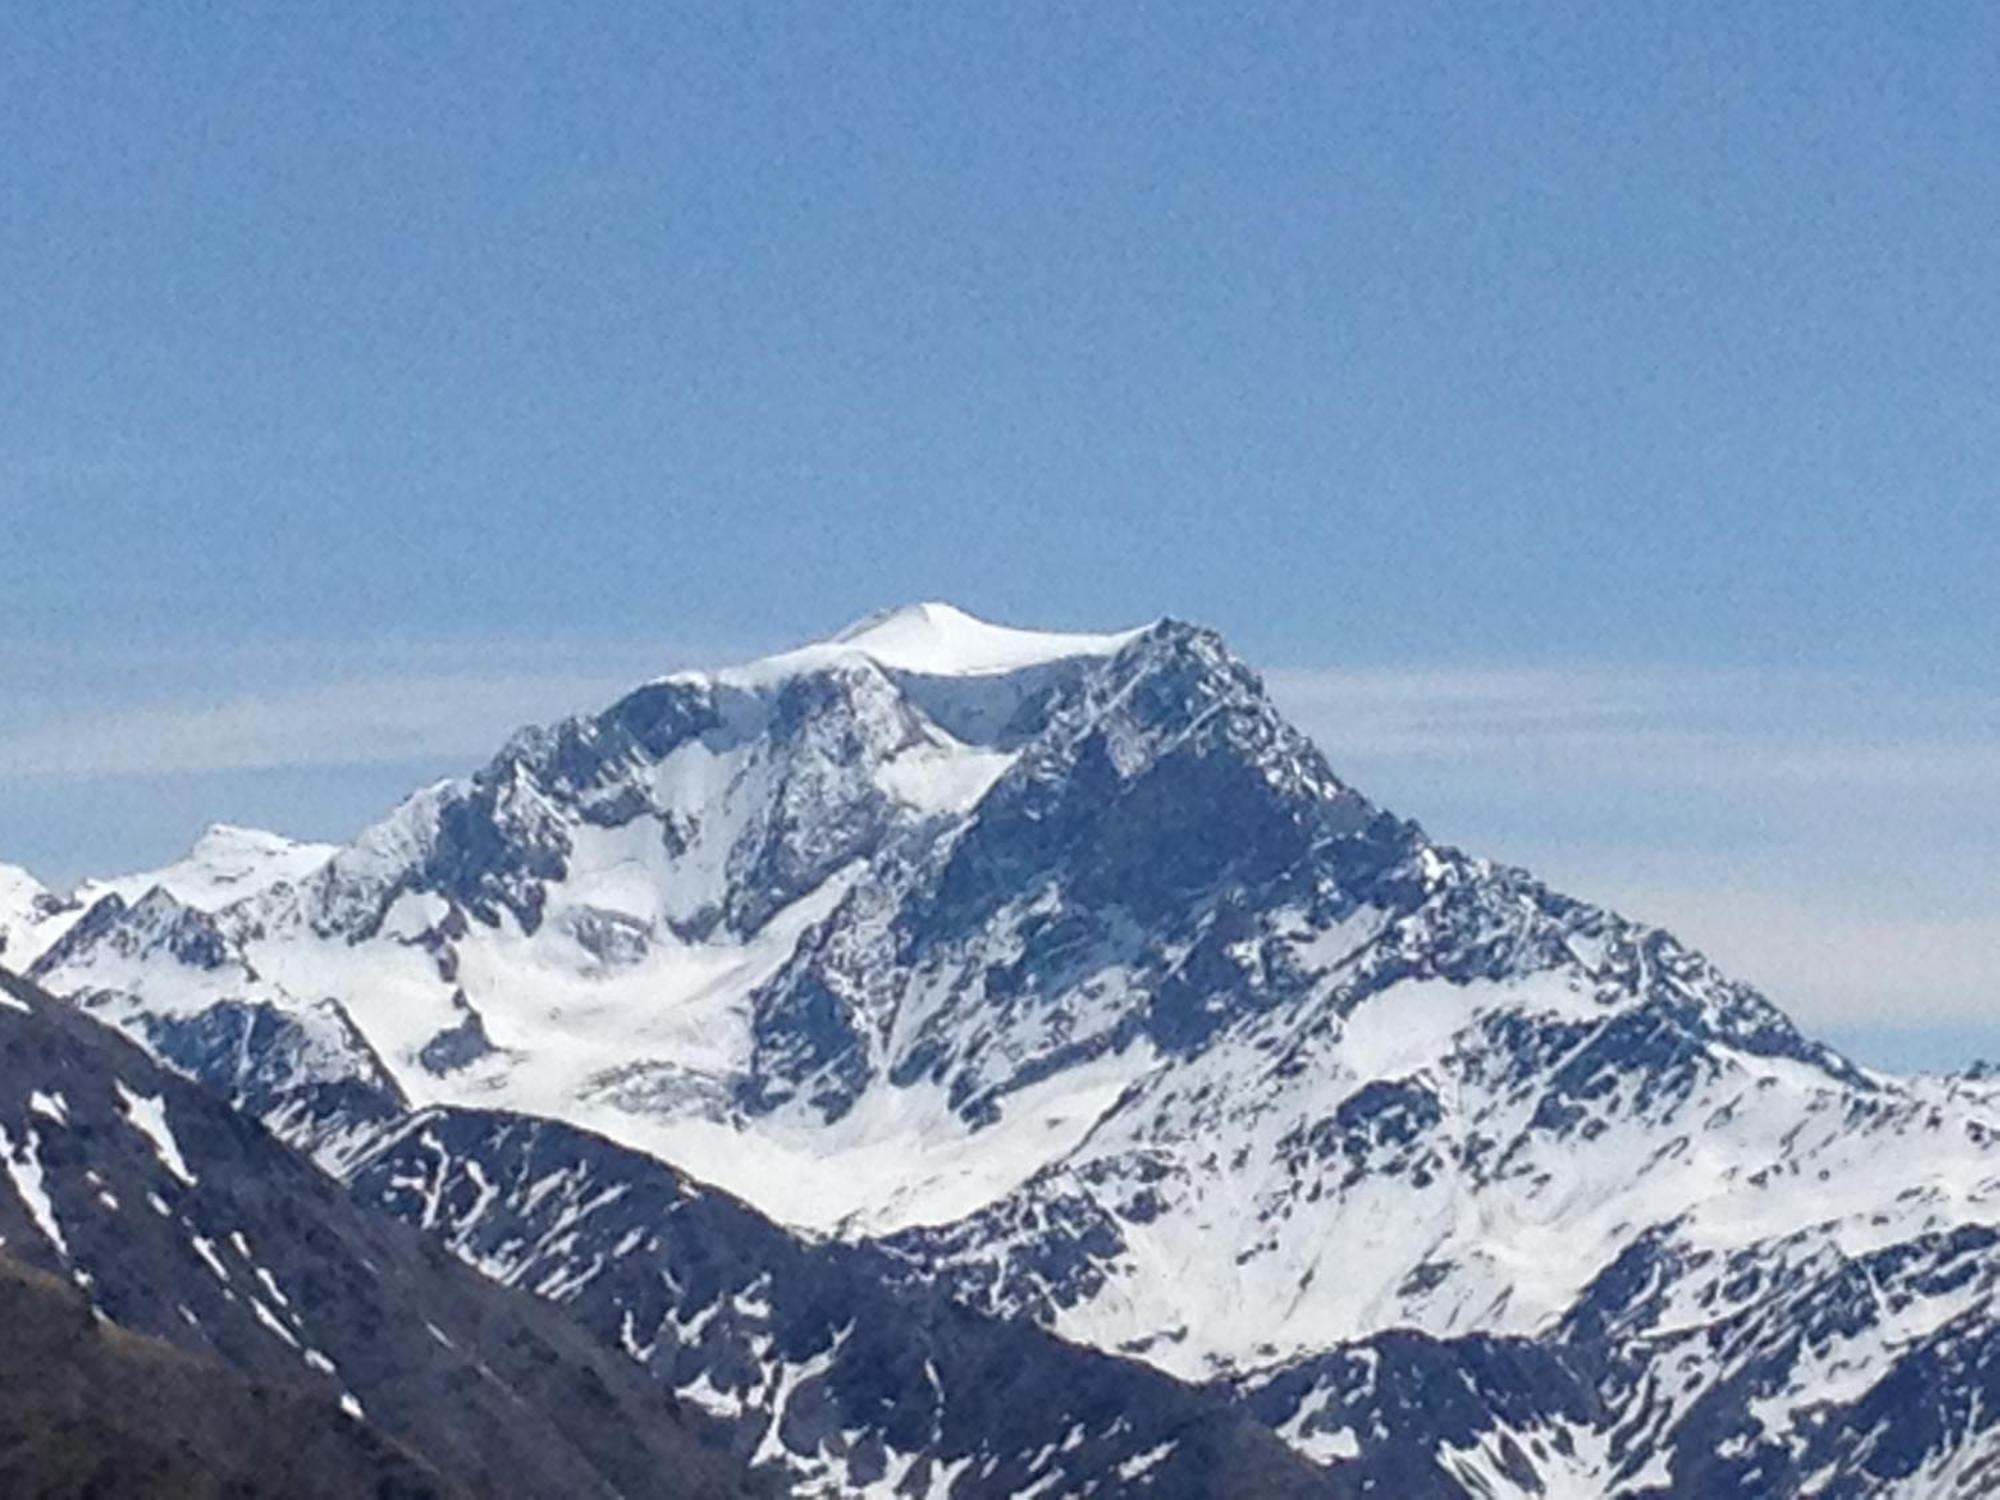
[[20, 602, 2000, 1496]]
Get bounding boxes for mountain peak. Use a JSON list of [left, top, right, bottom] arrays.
[[189, 822, 311, 858], [809, 600, 1148, 677], [75, 825, 339, 913], [830, 599, 980, 640]]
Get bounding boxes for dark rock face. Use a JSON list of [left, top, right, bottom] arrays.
[[516, 679, 725, 800], [917, 624, 1408, 948], [35, 889, 233, 976], [126, 995, 408, 1140], [1276, 1078, 1447, 1191], [394, 678, 727, 935], [1230, 1332, 1603, 1499], [0, 970, 750, 1500], [416, 993, 499, 1076], [734, 623, 1428, 1124]]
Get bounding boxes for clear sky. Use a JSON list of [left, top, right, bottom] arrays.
[[2, 3, 1996, 1066]]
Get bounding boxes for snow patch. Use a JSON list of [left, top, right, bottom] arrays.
[[0, 1124, 67, 1257], [114, 1081, 198, 1185]]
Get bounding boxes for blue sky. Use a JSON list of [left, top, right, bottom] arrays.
[[2, 3, 1996, 1066]]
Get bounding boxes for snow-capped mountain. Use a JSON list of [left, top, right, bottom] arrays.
[[21, 602, 2000, 1495]]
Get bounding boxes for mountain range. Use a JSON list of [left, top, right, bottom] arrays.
[[6, 602, 1999, 1496]]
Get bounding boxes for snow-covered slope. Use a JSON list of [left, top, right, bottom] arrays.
[[22, 602, 2000, 1497], [71, 823, 340, 912], [0, 862, 73, 969]]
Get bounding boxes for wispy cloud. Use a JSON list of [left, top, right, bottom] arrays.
[[1564, 877, 2000, 1030], [1266, 664, 2000, 792], [1267, 663, 2000, 1038], [0, 637, 731, 783], [0, 673, 641, 780]]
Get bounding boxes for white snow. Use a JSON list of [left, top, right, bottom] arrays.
[[1272, 1383, 1362, 1465], [22, 605, 1164, 1246], [676, 1368, 748, 1419], [749, 1328, 848, 1470], [1113, 1440, 1176, 1481], [0, 862, 66, 969], [742, 602, 1146, 683], [0, 1124, 67, 1257], [0, 863, 47, 916], [189, 1234, 232, 1283], [875, 739, 1018, 815], [114, 1082, 199, 1186], [250, 1294, 301, 1348], [73, 824, 337, 912], [253, 1263, 291, 1307]]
